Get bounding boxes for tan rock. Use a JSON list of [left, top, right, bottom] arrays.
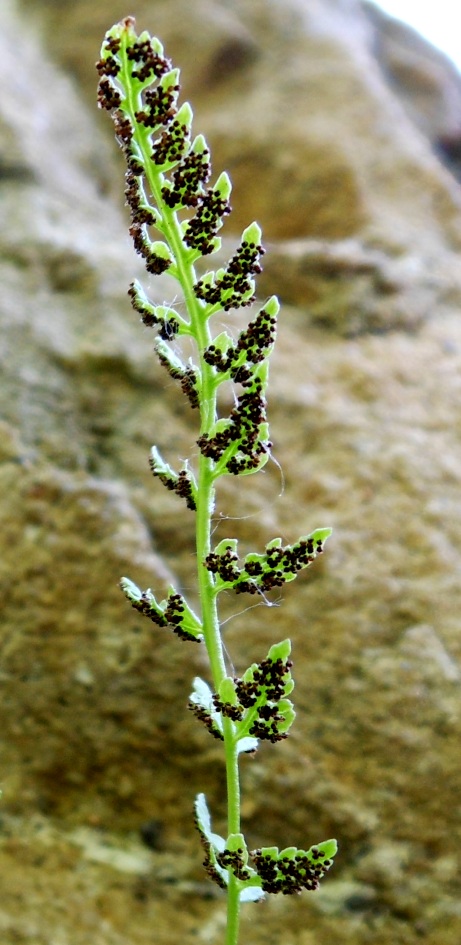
[[1, 1, 461, 944]]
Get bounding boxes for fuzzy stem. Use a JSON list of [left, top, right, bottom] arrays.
[[121, 42, 241, 932], [224, 719, 241, 945], [194, 321, 242, 945]]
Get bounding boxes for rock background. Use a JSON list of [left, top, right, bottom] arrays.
[[1, 0, 461, 942]]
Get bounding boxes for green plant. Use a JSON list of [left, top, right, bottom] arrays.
[[96, 17, 337, 945]]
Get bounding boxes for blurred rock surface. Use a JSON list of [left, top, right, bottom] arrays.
[[1, 0, 461, 942]]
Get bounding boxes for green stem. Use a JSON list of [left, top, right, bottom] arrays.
[[224, 718, 241, 945], [120, 37, 242, 940], [226, 868, 241, 945], [193, 361, 242, 945], [122, 89, 240, 945], [192, 309, 241, 944], [194, 349, 241, 945]]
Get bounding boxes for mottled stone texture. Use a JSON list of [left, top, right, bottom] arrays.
[[1, 0, 461, 943]]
